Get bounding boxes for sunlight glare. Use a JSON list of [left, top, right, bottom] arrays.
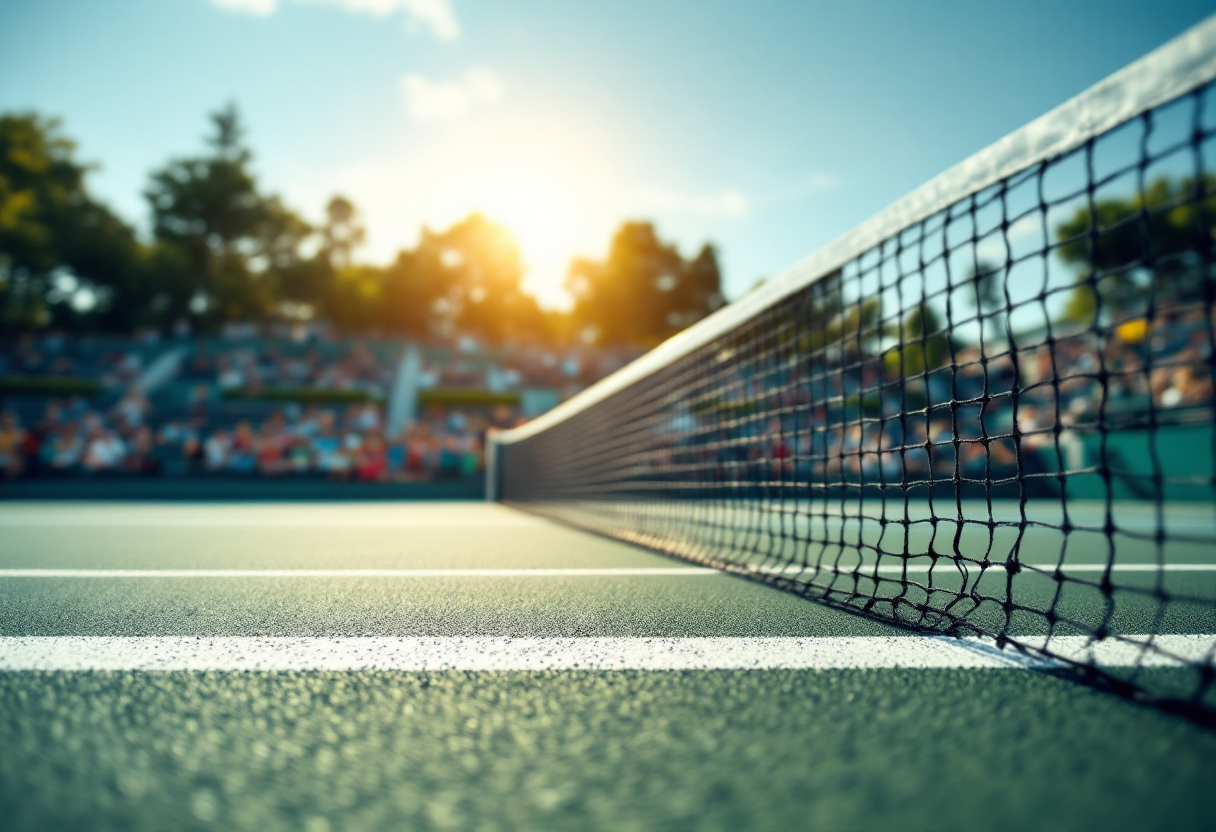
[[417, 123, 612, 311]]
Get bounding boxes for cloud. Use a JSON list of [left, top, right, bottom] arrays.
[[400, 69, 504, 123], [639, 187, 751, 217], [207, 0, 460, 41], [393, 0, 460, 41]]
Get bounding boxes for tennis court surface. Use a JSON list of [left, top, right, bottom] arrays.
[[0, 500, 1213, 831]]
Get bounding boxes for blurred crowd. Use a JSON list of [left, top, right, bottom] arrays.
[[0, 326, 649, 483], [659, 300, 1214, 489], [0, 332, 156, 388], [0, 329, 530, 482], [180, 340, 395, 398], [0, 395, 493, 482]]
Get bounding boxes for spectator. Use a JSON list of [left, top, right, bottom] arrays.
[[113, 388, 150, 429], [204, 430, 232, 471], [0, 412, 26, 479], [82, 426, 126, 472]]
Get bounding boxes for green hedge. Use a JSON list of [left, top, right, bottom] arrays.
[[221, 387, 383, 404], [0, 376, 106, 397], [418, 388, 521, 408]]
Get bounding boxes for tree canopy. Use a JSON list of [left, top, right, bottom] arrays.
[[0, 113, 142, 331], [1, 106, 728, 348], [144, 103, 314, 327], [566, 222, 724, 347], [1055, 174, 1216, 324]]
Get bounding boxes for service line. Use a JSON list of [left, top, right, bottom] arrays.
[[0, 567, 720, 579], [0, 517, 544, 528], [0, 564, 1211, 579]]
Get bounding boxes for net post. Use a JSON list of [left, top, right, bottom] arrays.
[[484, 428, 501, 502]]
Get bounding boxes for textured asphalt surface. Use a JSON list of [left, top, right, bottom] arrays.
[[1, 501, 1214, 831]]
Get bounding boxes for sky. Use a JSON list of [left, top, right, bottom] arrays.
[[1, 0, 1212, 309]]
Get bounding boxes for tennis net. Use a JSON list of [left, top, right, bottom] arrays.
[[490, 17, 1216, 721]]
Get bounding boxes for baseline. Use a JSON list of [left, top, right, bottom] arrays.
[[1, 635, 1212, 671]]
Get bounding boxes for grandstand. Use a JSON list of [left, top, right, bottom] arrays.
[[0, 328, 642, 486]]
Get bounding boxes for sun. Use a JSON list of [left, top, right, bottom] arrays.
[[477, 164, 578, 309], [420, 123, 612, 311]]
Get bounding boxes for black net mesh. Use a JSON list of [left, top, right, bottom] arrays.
[[497, 79, 1216, 721]]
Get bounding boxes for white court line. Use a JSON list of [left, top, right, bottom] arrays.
[[0, 567, 721, 579], [757, 563, 1216, 575], [0, 635, 1211, 672], [0, 564, 1210, 579], [0, 518, 544, 528]]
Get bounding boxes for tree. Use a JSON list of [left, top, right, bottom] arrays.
[[884, 304, 949, 378], [1055, 174, 1216, 325], [289, 211, 545, 342], [373, 249, 433, 337], [565, 222, 724, 347], [966, 260, 1004, 342], [321, 196, 365, 270], [832, 295, 883, 357], [0, 113, 143, 331], [144, 103, 311, 327], [410, 213, 545, 343]]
